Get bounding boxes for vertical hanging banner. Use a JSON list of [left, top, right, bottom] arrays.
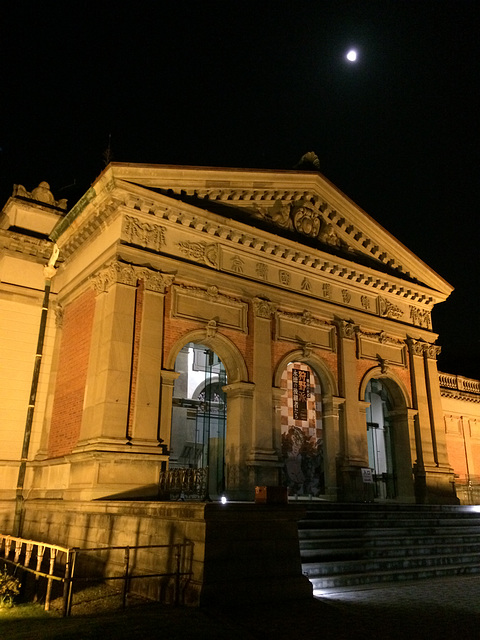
[[292, 368, 310, 421]]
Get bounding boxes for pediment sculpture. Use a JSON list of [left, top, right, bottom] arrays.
[[253, 199, 341, 248]]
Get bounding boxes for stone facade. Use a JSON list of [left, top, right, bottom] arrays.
[[0, 164, 464, 509]]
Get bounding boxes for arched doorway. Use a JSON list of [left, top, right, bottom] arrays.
[[170, 343, 227, 497], [364, 377, 415, 502], [280, 362, 325, 497], [365, 379, 396, 499]]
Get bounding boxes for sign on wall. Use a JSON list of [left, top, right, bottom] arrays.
[[292, 368, 310, 421]]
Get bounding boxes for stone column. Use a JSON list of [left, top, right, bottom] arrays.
[[336, 320, 368, 501], [130, 271, 173, 447], [247, 298, 280, 486], [223, 381, 255, 499]]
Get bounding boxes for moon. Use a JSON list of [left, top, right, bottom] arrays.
[[346, 50, 357, 62]]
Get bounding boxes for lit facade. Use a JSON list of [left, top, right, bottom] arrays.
[[0, 163, 470, 510]]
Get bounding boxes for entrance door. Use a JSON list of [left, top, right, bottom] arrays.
[[170, 343, 226, 498], [365, 379, 397, 499]]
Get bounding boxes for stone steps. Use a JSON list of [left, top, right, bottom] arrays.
[[298, 503, 480, 592]]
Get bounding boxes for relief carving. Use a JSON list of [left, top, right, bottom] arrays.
[[410, 306, 432, 330], [91, 261, 173, 294], [378, 296, 404, 319], [123, 215, 166, 251], [322, 283, 332, 299], [253, 297, 277, 319], [425, 344, 441, 360], [253, 199, 341, 247], [301, 277, 312, 291], [406, 338, 426, 357], [337, 320, 356, 340], [256, 262, 268, 280], [178, 241, 218, 267], [279, 270, 291, 286]]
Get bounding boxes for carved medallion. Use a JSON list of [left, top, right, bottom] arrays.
[[178, 241, 218, 267]]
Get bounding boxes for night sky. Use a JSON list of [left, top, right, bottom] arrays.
[[1, 1, 479, 377]]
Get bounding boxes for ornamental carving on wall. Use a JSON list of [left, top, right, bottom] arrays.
[[253, 199, 341, 247], [410, 306, 432, 330], [279, 310, 330, 328], [253, 297, 277, 319], [91, 261, 173, 294], [378, 296, 404, 319], [123, 215, 166, 251], [406, 338, 426, 357], [425, 344, 441, 360], [178, 241, 218, 267], [337, 320, 357, 340]]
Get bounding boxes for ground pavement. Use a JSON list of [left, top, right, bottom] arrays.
[[1, 575, 480, 639]]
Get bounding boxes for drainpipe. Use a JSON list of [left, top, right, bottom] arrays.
[[13, 244, 60, 536]]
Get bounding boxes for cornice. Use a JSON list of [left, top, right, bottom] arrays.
[[111, 187, 439, 306], [51, 176, 445, 335], [0, 229, 53, 262]]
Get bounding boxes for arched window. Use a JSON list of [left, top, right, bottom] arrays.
[[170, 343, 227, 497]]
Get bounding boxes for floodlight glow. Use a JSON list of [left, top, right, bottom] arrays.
[[221, 496, 227, 504], [346, 50, 357, 62]]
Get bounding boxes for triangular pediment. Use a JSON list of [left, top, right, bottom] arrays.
[[105, 163, 452, 299]]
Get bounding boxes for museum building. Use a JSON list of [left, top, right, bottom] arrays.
[[2, 161, 477, 514]]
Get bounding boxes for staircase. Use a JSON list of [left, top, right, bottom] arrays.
[[298, 502, 480, 592]]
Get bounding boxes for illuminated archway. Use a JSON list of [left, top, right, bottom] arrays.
[[360, 368, 415, 502]]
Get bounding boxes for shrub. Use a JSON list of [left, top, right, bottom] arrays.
[[0, 567, 21, 607]]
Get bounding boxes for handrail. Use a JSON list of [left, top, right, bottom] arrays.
[[0, 534, 193, 616]]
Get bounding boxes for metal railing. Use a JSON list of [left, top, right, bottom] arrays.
[[158, 467, 209, 500], [1, 534, 193, 616]]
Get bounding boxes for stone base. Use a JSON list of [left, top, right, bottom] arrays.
[[1, 499, 312, 606]]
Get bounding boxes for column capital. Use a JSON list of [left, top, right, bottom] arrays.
[[252, 297, 277, 319], [160, 370, 180, 386], [335, 319, 357, 340], [91, 260, 174, 294]]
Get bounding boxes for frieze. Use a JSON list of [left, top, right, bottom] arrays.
[[378, 296, 404, 319], [410, 306, 432, 330], [123, 215, 166, 251], [178, 240, 218, 267], [253, 297, 277, 319]]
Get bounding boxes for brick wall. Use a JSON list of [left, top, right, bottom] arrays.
[[47, 289, 95, 457]]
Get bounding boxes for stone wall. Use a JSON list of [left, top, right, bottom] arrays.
[[1, 499, 312, 605]]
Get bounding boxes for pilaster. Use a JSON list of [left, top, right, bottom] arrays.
[[249, 298, 279, 469], [159, 370, 181, 451], [129, 273, 173, 447], [406, 338, 436, 468], [336, 320, 368, 467], [75, 271, 136, 449], [223, 381, 255, 499]]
